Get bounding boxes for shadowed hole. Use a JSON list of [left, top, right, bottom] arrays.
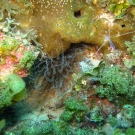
[[121, 24, 126, 28], [74, 10, 81, 18]]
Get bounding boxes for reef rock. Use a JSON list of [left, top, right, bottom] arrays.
[[8, 0, 135, 57]]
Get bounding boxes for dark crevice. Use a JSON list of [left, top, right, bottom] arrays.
[[121, 24, 126, 28], [74, 10, 81, 18]]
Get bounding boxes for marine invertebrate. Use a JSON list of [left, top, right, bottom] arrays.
[[5, 0, 135, 58], [29, 44, 88, 89], [0, 18, 39, 77], [96, 34, 116, 53], [96, 25, 135, 54], [0, 0, 20, 20], [0, 18, 40, 109], [0, 33, 38, 77]]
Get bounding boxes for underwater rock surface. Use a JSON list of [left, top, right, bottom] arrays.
[[8, 0, 135, 57], [1, 0, 135, 134]]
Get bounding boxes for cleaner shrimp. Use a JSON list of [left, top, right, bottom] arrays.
[[96, 24, 135, 54]]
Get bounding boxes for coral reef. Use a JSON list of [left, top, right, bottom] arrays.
[[0, 17, 40, 110], [2, 0, 134, 57], [28, 44, 89, 89], [4, 119, 105, 135], [0, 18, 39, 78], [1, 0, 135, 135], [3, 97, 106, 135]]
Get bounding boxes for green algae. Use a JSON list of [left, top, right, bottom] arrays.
[[0, 119, 5, 132], [60, 97, 88, 122], [95, 65, 135, 105], [0, 73, 26, 109]]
